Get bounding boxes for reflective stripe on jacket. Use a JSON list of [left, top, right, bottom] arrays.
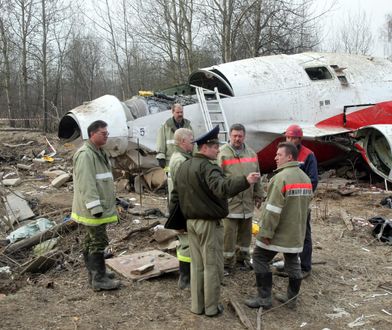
[[156, 117, 192, 163], [256, 161, 312, 253], [71, 140, 118, 226], [218, 143, 263, 219]]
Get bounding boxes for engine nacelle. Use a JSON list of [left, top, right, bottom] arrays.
[[354, 125, 392, 180]]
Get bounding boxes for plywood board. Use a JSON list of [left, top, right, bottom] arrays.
[[106, 249, 179, 281]]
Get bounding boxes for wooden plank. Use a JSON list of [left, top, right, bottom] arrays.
[[130, 262, 155, 275], [106, 250, 178, 281]]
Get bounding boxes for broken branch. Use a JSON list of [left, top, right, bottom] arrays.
[[228, 298, 255, 330], [120, 221, 160, 241]]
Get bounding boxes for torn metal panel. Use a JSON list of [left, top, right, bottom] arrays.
[[4, 191, 35, 226]]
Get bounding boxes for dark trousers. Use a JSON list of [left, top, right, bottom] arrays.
[[84, 224, 109, 254], [253, 246, 302, 279], [299, 210, 312, 272]]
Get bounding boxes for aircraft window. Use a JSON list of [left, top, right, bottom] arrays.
[[305, 67, 332, 81]]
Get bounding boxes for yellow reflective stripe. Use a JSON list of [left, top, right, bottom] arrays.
[[71, 212, 118, 225], [177, 250, 191, 263]]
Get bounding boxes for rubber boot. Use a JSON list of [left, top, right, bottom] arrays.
[[83, 251, 115, 286], [244, 272, 272, 309], [275, 277, 302, 309], [178, 261, 190, 290], [83, 251, 93, 285], [89, 252, 120, 291]]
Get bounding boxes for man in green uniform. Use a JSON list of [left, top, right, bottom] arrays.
[[171, 126, 261, 317], [245, 142, 312, 309], [218, 124, 263, 275], [156, 103, 193, 169], [71, 120, 120, 291], [168, 128, 194, 289]]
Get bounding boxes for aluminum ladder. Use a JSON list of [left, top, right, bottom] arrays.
[[195, 86, 230, 143]]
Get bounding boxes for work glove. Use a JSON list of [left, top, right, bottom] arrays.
[[93, 212, 103, 218], [158, 159, 166, 169]]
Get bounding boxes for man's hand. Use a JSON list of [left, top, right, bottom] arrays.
[[246, 172, 260, 184], [254, 196, 262, 209], [261, 237, 271, 245], [158, 159, 166, 169]]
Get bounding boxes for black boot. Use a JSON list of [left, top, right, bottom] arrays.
[[89, 252, 120, 291], [275, 277, 302, 309], [245, 272, 272, 309], [83, 251, 115, 286], [178, 261, 190, 290]]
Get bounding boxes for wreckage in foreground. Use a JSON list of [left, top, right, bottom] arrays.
[[58, 52, 392, 182]]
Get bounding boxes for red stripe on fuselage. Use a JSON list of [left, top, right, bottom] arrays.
[[316, 101, 392, 129]]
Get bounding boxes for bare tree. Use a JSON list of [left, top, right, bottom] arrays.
[[331, 10, 374, 55], [202, 0, 326, 63], [0, 1, 14, 126], [130, 0, 198, 84], [380, 13, 392, 60]]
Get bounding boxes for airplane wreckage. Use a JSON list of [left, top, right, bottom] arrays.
[[58, 52, 392, 188]]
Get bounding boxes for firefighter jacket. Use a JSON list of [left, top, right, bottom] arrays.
[[218, 143, 263, 219], [168, 146, 192, 197], [297, 144, 318, 192], [71, 140, 118, 226], [171, 153, 250, 220], [156, 117, 193, 163], [256, 161, 312, 253]]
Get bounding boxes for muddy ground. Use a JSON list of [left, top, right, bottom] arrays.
[[0, 130, 391, 330]]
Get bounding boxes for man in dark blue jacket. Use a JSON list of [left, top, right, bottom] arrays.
[[285, 125, 318, 278]]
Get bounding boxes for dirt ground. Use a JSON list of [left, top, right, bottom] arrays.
[[0, 130, 391, 330]]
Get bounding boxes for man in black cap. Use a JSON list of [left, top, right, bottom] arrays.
[[171, 125, 261, 317]]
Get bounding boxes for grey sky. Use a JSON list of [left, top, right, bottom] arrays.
[[314, 0, 392, 57]]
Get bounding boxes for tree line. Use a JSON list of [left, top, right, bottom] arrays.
[[0, 0, 390, 131]]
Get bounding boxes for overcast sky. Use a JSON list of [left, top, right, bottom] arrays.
[[314, 0, 392, 57]]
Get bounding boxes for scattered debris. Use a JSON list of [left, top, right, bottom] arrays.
[[380, 195, 392, 208], [16, 164, 32, 171], [0, 266, 12, 279], [131, 262, 155, 275], [368, 216, 392, 244], [3, 191, 35, 227], [347, 315, 374, 328], [325, 307, 350, 319], [119, 220, 160, 242], [228, 298, 255, 330], [2, 178, 22, 187], [6, 218, 56, 243], [340, 210, 354, 231], [21, 250, 62, 274], [106, 249, 178, 281], [2, 141, 34, 148], [50, 173, 71, 188], [33, 237, 59, 256], [4, 220, 77, 254], [43, 169, 67, 178]]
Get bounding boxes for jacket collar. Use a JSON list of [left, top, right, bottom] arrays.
[[274, 161, 300, 173], [174, 145, 192, 159]]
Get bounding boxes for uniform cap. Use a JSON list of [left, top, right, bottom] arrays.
[[193, 125, 220, 146], [285, 124, 303, 137]]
